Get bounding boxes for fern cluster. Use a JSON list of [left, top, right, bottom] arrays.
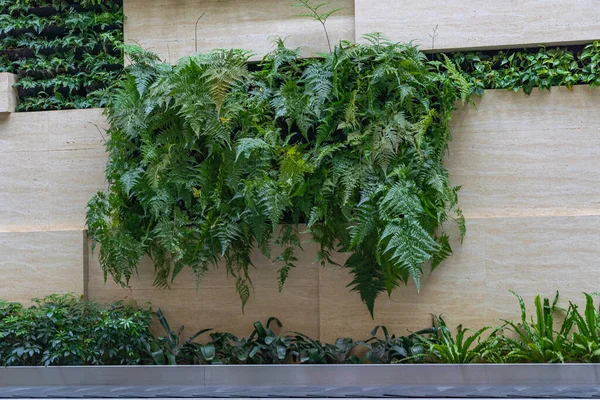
[[87, 35, 468, 316]]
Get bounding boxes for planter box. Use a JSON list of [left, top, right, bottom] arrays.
[[0, 73, 18, 113], [0, 364, 599, 388]]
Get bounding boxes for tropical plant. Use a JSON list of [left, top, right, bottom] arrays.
[[570, 293, 600, 362], [448, 42, 600, 95], [502, 291, 574, 363], [419, 316, 491, 364], [86, 35, 469, 316], [148, 309, 214, 365], [580, 41, 600, 86], [353, 325, 437, 364]]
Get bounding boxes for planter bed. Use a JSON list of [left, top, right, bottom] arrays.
[[0, 365, 599, 398]]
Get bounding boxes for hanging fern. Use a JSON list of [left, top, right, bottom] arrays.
[[87, 36, 469, 316]]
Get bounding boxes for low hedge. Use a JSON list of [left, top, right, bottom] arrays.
[[2, 291, 600, 366], [0, 295, 153, 366]]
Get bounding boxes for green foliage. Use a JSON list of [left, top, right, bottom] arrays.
[[87, 36, 468, 316], [0, 0, 123, 111], [14, 0, 110, 6], [356, 325, 436, 364], [149, 312, 437, 365], [569, 293, 600, 362], [420, 316, 491, 364], [501, 291, 574, 363], [6, 291, 600, 365], [448, 41, 600, 95], [148, 309, 213, 365], [0, 294, 153, 366]]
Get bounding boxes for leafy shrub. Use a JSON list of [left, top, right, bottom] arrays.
[[0, 294, 153, 366], [5, 291, 600, 365], [148, 309, 214, 365], [570, 293, 600, 362], [86, 36, 470, 316]]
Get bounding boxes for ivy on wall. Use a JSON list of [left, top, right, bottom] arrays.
[[86, 37, 471, 316], [0, 0, 123, 111]]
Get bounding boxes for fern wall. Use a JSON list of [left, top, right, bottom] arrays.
[[1, 87, 599, 340]]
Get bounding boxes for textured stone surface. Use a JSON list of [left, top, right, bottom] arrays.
[[0, 109, 107, 231], [88, 231, 322, 339], [319, 215, 600, 342], [84, 188, 321, 335], [0, 230, 84, 303], [447, 86, 600, 218], [124, 0, 355, 62], [0, 73, 17, 113], [355, 0, 600, 51]]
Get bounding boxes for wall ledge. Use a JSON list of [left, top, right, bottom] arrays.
[[0, 72, 18, 113]]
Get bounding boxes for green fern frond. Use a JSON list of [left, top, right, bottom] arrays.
[[88, 37, 465, 316]]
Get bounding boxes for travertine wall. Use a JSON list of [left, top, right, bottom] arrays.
[[0, 73, 18, 113], [86, 86, 600, 341], [0, 109, 107, 302], [354, 0, 600, 51], [123, 0, 600, 62], [124, 0, 354, 62]]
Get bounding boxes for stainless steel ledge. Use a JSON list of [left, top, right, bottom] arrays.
[[1, 364, 600, 387]]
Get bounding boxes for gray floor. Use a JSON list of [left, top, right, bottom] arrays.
[[1, 385, 600, 398]]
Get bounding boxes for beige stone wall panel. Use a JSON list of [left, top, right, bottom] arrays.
[[88, 245, 321, 339], [354, 0, 600, 51], [0, 230, 84, 303], [124, 0, 355, 62], [447, 86, 600, 219], [0, 109, 107, 232], [0, 73, 18, 113]]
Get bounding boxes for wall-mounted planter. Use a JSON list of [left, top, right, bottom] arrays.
[[0, 72, 18, 113], [27, 6, 59, 18], [4, 48, 35, 61]]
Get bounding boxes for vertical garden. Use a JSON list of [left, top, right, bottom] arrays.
[[1, 0, 600, 367], [0, 0, 123, 111]]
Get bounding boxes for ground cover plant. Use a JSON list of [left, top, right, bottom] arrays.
[[447, 41, 600, 95], [2, 292, 600, 365]]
